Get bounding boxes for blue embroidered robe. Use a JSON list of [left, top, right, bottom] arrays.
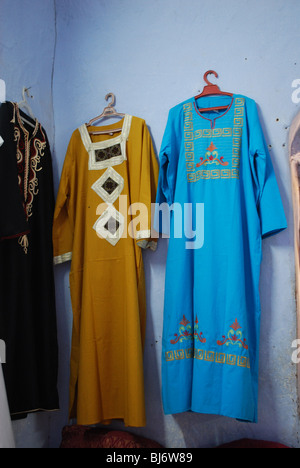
[[155, 94, 287, 422]]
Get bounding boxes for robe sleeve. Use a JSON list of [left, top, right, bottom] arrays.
[[129, 120, 159, 251], [52, 134, 75, 264], [154, 107, 181, 234], [248, 100, 287, 239]]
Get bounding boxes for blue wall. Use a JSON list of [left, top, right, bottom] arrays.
[[1, 0, 300, 448]]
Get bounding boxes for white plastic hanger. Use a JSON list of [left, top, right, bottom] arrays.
[[0, 79, 6, 103], [18, 87, 36, 128], [86, 93, 125, 135]]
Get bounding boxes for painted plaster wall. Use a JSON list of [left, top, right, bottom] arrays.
[[1, 0, 300, 448], [0, 0, 56, 143], [51, 0, 300, 449], [0, 0, 56, 448]]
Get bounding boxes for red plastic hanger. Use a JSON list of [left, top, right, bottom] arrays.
[[195, 70, 233, 112]]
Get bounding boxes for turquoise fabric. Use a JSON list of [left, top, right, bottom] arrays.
[[155, 95, 287, 422]]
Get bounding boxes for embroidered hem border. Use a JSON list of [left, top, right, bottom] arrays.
[[165, 348, 250, 369]]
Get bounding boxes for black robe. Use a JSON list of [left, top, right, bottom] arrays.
[[0, 102, 59, 418]]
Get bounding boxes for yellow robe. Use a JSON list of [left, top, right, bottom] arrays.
[[53, 115, 159, 427]]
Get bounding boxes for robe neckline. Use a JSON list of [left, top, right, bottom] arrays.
[[193, 95, 235, 129], [14, 103, 40, 140], [82, 115, 131, 148], [79, 115, 133, 170]]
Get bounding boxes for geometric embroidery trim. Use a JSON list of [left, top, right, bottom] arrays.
[[102, 177, 118, 195], [187, 168, 239, 182], [184, 97, 245, 182], [91, 166, 124, 204], [95, 143, 121, 162], [231, 97, 244, 173], [89, 140, 126, 170], [79, 114, 132, 170], [195, 128, 232, 139], [164, 349, 250, 369], [104, 217, 120, 235], [183, 103, 194, 178], [166, 316, 250, 368], [93, 204, 124, 246]]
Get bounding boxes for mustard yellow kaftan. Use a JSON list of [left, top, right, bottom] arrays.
[[53, 115, 159, 427]]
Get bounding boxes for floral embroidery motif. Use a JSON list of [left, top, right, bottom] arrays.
[[26, 136, 46, 219], [166, 316, 250, 369], [170, 315, 206, 345], [14, 108, 46, 221], [13, 104, 46, 254], [170, 315, 193, 344], [196, 142, 229, 168], [194, 316, 206, 343], [217, 318, 248, 349], [185, 97, 244, 182]]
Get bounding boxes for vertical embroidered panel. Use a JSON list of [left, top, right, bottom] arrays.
[[231, 97, 245, 179], [183, 103, 195, 176], [13, 104, 46, 254], [186, 97, 245, 182]]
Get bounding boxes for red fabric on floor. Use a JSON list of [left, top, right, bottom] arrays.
[[217, 438, 290, 448], [60, 425, 163, 449]]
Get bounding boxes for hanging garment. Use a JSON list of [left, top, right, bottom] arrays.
[[0, 102, 59, 418], [0, 365, 15, 448], [155, 95, 287, 423], [53, 116, 159, 427]]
